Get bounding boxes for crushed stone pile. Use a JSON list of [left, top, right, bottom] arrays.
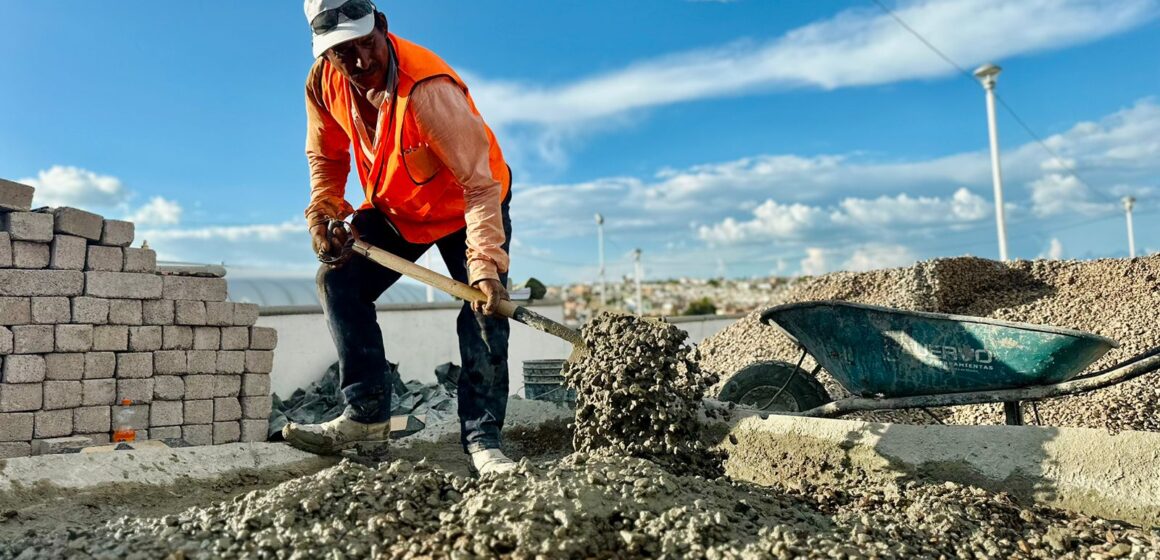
[[563, 312, 724, 476], [699, 256, 1160, 430], [6, 455, 1157, 559]]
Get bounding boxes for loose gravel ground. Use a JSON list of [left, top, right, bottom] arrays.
[[699, 256, 1160, 430]]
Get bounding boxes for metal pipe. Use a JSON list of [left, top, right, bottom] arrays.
[[595, 213, 606, 307], [974, 63, 1009, 262], [1124, 196, 1137, 258]]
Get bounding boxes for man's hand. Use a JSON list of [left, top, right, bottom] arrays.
[[473, 278, 509, 317], [311, 221, 350, 267]]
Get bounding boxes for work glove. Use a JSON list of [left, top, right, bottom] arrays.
[[311, 220, 352, 268], [473, 278, 510, 317]]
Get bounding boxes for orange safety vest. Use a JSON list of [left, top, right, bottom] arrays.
[[317, 33, 511, 244]]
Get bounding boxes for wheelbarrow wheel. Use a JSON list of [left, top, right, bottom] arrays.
[[716, 360, 833, 413]]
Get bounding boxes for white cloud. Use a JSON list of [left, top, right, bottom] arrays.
[[1039, 238, 1065, 260], [797, 243, 916, 276], [800, 248, 830, 276], [470, 0, 1156, 129], [832, 188, 990, 227], [138, 220, 303, 242], [127, 196, 183, 226], [1028, 173, 1116, 217], [20, 165, 128, 209]]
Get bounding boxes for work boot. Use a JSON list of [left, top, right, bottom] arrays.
[[469, 448, 517, 476], [282, 415, 390, 456]]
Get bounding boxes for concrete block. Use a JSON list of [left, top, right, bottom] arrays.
[[187, 350, 216, 374], [0, 383, 42, 411], [174, 300, 207, 325], [153, 375, 184, 400], [84, 271, 162, 299], [241, 374, 271, 397], [44, 353, 84, 380], [34, 408, 72, 438], [0, 442, 32, 458], [12, 324, 53, 353], [240, 419, 268, 443], [0, 212, 53, 242], [217, 351, 245, 374], [192, 327, 220, 350], [162, 325, 193, 350], [86, 433, 112, 445], [55, 324, 94, 352], [128, 325, 162, 351], [213, 375, 241, 398], [244, 351, 274, 374], [149, 426, 182, 440], [205, 302, 234, 326], [0, 412, 34, 441], [183, 400, 214, 424], [0, 269, 84, 296], [82, 378, 116, 406], [213, 421, 240, 444], [50, 207, 104, 240], [116, 378, 154, 403], [214, 397, 242, 422], [32, 436, 96, 455], [3, 354, 45, 382], [84, 352, 116, 379], [91, 325, 128, 351], [42, 380, 82, 410], [162, 276, 227, 302], [183, 375, 215, 400], [220, 327, 249, 350], [30, 297, 70, 323], [153, 351, 187, 375], [233, 303, 260, 326], [240, 396, 272, 419], [0, 178, 35, 211], [49, 234, 86, 270], [0, 232, 10, 267], [12, 241, 50, 268], [0, 297, 32, 326], [73, 405, 111, 433], [85, 245, 123, 272], [249, 327, 278, 350], [150, 400, 183, 426], [100, 220, 134, 247], [182, 424, 212, 446], [115, 352, 153, 379], [0, 327, 10, 355], [142, 299, 174, 325], [123, 248, 157, 273], [71, 296, 109, 324], [108, 299, 143, 325]]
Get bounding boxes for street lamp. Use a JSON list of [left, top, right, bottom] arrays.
[[595, 213, 606, 306], [632, 248, 643, 316], [974, 62, 1010, 262], [1123, 196, 1137, 258]]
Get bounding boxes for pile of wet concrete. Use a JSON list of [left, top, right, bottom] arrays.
[[6, 454, 1156, 559], [699, 256, 1160, 431]]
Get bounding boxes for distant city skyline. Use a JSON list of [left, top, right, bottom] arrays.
[[3, 1, 1158, 284]]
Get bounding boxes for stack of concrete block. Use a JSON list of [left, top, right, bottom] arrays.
[[0, 178, 278, 458]]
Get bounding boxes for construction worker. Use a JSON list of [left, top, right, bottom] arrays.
[[283, 0, 517, 475]]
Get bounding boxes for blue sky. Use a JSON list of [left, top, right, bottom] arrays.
[[2, 0, 1158, 284]]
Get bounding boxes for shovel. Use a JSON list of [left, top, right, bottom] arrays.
[[327, 220, 587, 361]]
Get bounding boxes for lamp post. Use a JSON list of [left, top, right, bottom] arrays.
[[974, 63, 1010, 262], [633, 248, 643, 316], [595, 213, 606, 307], [1124, 196, 1137, 258]]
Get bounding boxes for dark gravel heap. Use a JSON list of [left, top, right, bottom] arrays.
[[562, 312, 724, 477]]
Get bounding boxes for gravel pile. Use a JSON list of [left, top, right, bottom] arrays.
[[562, 312, 724, 476], [699, 256, 1160, 430], [7, 455, 1156, 559]]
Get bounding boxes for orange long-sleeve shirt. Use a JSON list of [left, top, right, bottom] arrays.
[[305, 64, 508, 284]]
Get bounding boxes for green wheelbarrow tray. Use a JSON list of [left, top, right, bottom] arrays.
[[758, 301, 1160, 420]]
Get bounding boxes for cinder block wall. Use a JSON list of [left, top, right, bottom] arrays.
[[0, 178, 279, 458]]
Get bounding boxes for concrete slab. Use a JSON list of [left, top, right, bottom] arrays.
[[0, 442, 334, 493], [720, 414, 1160, 529]]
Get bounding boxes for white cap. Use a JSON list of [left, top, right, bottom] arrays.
[[305, 0, 377, 58]]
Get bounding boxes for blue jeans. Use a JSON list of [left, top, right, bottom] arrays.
[[316, 196, 512, 453]]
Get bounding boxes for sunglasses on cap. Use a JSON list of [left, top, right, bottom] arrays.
[[311, 0, 377, 34]]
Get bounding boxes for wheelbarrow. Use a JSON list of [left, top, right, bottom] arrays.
[[716, 301, 1160, 425]]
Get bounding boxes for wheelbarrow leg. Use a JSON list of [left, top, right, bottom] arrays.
[[1003, 401, 1023, 426]]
